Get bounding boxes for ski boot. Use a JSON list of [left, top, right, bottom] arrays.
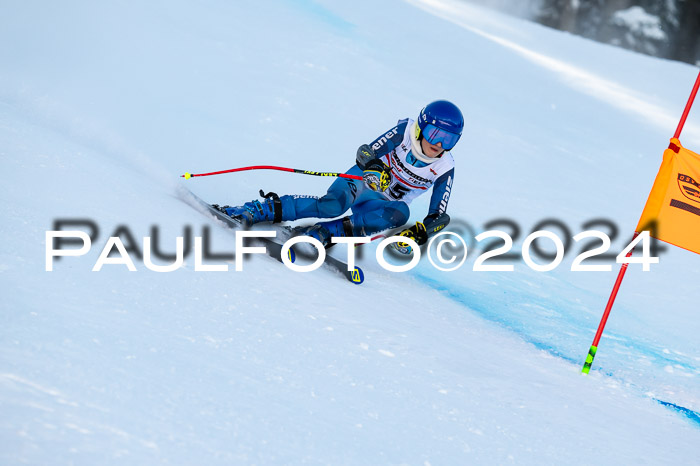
[[213, 190, 282, 226], [293, 217, 354, 254]]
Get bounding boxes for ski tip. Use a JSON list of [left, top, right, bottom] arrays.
[[287, 246, 296, 264], [348, 266, 364, 285]]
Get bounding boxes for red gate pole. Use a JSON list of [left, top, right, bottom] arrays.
[[673, 70, 700, 139], [582, 234, 637, 374], [582, 69, 700, 374]]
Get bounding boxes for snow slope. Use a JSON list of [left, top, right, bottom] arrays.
[[1, 0, 699, 464]]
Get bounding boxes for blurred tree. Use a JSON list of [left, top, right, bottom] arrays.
[[533, 0, 699, 64], [671, 0, 700, 64]]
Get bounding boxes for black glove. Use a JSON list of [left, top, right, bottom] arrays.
[[356, 144, 376, 170], [363, 159, 391, 192], [422, 213, 450, 236]]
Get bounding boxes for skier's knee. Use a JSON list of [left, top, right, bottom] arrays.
[[388, 202, 410, 227], [317, 192, 351, 218]]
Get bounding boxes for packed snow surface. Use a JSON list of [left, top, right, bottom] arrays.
[[1, 0, 699, 464]]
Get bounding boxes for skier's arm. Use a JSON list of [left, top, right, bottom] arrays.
[[427, 168, 454, 217], [356, 119, 409, 169], [391, 169, 455, 254]]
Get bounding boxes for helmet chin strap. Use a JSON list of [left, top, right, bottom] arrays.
[[410, 121, 442, 164]]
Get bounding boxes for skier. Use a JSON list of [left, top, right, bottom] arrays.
[[216, 100, 462, 253]]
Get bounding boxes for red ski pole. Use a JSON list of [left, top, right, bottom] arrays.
[[181, 165, 362, 181]]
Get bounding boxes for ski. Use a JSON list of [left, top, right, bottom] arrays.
[[177, 187, 365, 284], [178, 186, 293, 263], [293, 243, 365, 285]]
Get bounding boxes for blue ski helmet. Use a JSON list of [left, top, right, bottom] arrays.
[[416, 100, 464, 151]]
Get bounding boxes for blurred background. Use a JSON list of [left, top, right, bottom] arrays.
[[463, 0, 700, 65]]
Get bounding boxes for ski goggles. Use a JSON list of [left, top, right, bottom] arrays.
[[421, 124, 461, 150]]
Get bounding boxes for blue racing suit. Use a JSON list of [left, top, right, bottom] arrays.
[[278, 118, 455, 236]]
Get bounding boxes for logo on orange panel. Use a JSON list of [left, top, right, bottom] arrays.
[[677, 174, 700, 203]]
